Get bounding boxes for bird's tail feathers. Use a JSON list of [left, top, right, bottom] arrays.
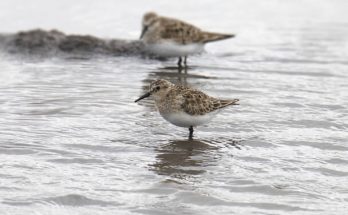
[[219, 99, 239, 109], [202, 32, 235, 43]]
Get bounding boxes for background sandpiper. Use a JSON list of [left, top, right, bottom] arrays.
[[140, 12, 235, 67]]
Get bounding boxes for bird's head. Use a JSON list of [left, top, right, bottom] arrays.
[[134, 79, 173, 102], [140, 12, 159, 39]]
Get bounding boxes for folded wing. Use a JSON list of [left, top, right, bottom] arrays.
[[179, 87, 239, 115]]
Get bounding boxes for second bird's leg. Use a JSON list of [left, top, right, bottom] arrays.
[[184, 56, 187, 67], [177, 57, 182, 68], [189, 126, 194, 140]]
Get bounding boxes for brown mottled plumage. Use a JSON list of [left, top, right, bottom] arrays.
[[141, 12, 234, 44], [159, 85, 236, 116], [135, 79, 239, 139], [140, 12, 235, 67]]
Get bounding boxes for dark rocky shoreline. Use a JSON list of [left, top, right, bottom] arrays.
[[0, 29, 145, 57]]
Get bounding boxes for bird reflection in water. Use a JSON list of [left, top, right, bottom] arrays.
[[143, 65, 214, 88], [149, 138, 242, 180], [149, 139, 216, 179]]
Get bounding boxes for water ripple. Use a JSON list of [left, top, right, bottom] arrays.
[[1, 1, 348, 215]]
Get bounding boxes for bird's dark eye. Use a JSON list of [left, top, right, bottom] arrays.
[[156, 86, 160, 90]]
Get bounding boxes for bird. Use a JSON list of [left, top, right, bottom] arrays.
[[134, 79, 239, 139], [139, 12, 235, 67]]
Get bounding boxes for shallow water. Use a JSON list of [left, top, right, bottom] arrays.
[[1, 0, 348, 215]]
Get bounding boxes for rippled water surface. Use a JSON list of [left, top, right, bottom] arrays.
[[1, 0, 348, 214]]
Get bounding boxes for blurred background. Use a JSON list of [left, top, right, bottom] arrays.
[[0, 0, 347, 215]]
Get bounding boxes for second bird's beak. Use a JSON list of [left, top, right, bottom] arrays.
[[134, 92, 151, 102], [139, 26, 148, 39]]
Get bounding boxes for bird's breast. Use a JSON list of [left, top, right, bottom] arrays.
[[160, 111, 217, 128], [145, 41, 205, 57]]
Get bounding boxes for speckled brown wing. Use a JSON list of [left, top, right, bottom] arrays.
[[179, 87, 239, 115], [158, 17, 202, 44]]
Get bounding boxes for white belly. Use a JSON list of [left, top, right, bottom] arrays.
[[160, 111, 217, 128], [145, 42, 205, 57]]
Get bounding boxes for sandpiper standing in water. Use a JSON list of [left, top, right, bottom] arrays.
[[135, 79, 239, 139], [139, 12, 235, 67]]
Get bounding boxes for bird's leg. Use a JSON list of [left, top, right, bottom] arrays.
[[184, 56, 187, 67], [189, 126, 194, 140], [177, 57, 182, 68]]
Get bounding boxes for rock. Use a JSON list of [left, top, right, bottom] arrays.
[[0, 29, 145, 57]]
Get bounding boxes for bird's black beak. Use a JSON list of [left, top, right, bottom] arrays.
[[134, 92, 151, 102], [140, 26, 148, 39]]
